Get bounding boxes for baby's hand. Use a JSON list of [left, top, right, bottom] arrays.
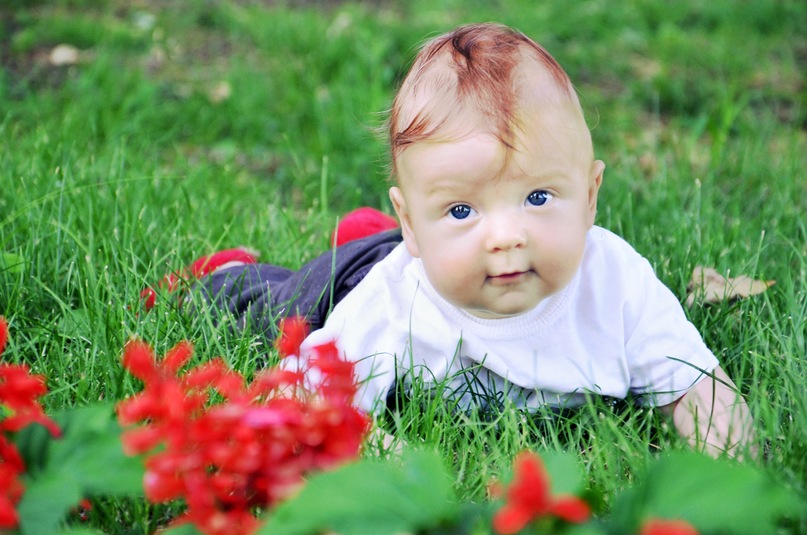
[[663, 366, 755, 459]]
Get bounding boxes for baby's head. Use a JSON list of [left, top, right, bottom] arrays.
[[388, 23, 586, 166], [388, 23, 605, 318]]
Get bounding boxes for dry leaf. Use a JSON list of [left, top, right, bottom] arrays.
[[685, 266, 775, 307], [49, 44, 79, 66], [208, 81, 232, 104]]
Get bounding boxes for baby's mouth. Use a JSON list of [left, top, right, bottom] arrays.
[[487, 270, 531, 286]]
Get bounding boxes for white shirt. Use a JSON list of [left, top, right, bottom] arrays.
[[298, 226, 718, 413]]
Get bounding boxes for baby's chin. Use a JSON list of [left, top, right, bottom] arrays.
[[458, 298, 546, 320]]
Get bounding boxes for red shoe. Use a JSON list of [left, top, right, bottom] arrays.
[[140, 247, 258, 310], [332, 207, 398, 247]]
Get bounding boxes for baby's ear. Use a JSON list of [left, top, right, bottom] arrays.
[[587, 160, 605, 225], [389, 187, 421, 258]]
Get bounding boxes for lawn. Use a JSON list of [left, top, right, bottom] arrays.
[[1, 0, 805, 533]]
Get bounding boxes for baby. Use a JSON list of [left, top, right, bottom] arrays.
[[199, 23, 753, 457]]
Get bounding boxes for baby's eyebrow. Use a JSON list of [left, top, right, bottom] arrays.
[[424, 181, 473, 198], [424, 168, 497, 192], [511, 162, 577, 182]]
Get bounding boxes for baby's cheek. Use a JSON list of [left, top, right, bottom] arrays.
[[430, 258, 477, 300], [538, 238, 583, 281]]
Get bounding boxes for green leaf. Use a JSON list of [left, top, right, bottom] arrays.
[[565, 524, 610, 535], [16, 473, 82, 535], [539, 450, 586, 496], [48, 406, 145, 495], [609, 452, 806, 534], [160, 524, 203, 535], [0, 251, 26, 274], [259, 449, 459, 535], [14, 403, 146, 535]]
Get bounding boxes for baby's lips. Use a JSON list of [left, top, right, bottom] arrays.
[[487, 270, 530, 285]]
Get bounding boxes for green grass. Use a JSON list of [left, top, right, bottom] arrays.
[[1, 0, 806, 533]]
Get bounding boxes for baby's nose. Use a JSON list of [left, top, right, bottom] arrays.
[[485, 211, 527, 251]]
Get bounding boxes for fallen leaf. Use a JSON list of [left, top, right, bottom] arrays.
[[685, 266, 775, 307], [49, 44, 79, 66], [208, 80, 232, 104]]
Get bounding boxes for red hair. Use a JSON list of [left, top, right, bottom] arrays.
[[388, 23, 577, 179]]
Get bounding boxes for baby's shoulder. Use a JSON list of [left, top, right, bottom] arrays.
[[579, 227, 659, 293], [330, 242, 419, 312], [579, 227, 692, 328]]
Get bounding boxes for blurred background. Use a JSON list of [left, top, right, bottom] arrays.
[[2, 0, 804, 212]]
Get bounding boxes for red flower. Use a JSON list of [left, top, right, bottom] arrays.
[[0, 362, 60, 436], [0, 317, 61, 529], [72, 498, 93, 522], [117, 332, 370, 535], [0, 318, 61, 439], [0, 435, 25, 528], [492, 451, 591, 534], [640, 518, 700, 535], [274, 316, 309, 358], [0, 317, 6, 355]]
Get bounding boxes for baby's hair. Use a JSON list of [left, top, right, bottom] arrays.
[[388, 22, 575, 176]]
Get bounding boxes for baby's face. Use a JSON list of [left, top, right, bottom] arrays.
[[390, 104, 604, 319]]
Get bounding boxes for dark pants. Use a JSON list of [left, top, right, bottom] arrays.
[[192, 229, 403, 339]]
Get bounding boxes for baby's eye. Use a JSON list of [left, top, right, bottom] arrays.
[[449, 204, 473, 220], [527, 190, 553, 207]]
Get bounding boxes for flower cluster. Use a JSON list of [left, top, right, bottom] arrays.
[[492, 450, 591, 534], [116, 316, 370, 535], [0, 317, 61, 529]]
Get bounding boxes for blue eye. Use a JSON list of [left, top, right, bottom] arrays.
[[527, 190, 552, 207], [449, 204, 472, 220]]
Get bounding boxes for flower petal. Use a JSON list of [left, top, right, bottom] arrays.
[[162, 341, 194, 375], [550, 495, 591, 523], [122, 340, 158, 381], [508, 451, 551, 511], [275, 317, 309, 358], [0, 317, 8, 356], [493, 504, 533, 535], [640, 518, 700, 535]]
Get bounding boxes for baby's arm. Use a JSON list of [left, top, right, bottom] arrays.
[[659, 366, 755, 458]]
